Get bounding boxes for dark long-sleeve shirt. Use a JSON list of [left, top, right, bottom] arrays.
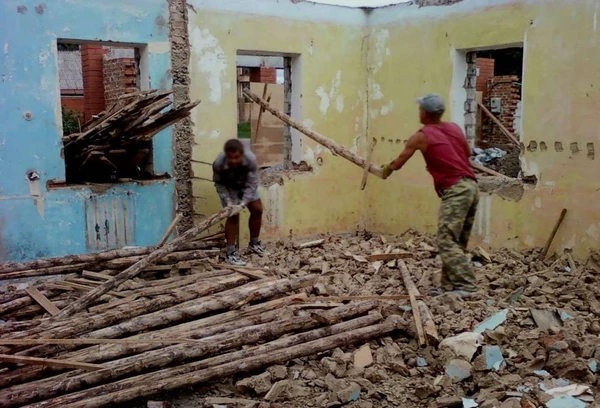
[[212, 150, 259, 204]]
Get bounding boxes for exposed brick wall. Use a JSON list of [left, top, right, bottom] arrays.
[[81, 45, 106, 121], [476, 58, 494, 98], [103, 57, 137, 108], [61, 96, 84, 117], [481, 75, 521, 147], [249, 67, 276, 84]]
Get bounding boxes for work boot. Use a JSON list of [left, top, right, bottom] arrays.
[[249, 241, 267, 257], [224, 252, 247, 266]]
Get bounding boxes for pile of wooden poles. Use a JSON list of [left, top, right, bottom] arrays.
[[0, 208, 404, 408], [62, 89, 200, 182]]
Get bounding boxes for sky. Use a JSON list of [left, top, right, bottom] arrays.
[[307, 0, 408, 7]]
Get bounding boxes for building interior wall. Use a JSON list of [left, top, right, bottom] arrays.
[[0, 0, 175, 262], [1, 0, 599, 262]]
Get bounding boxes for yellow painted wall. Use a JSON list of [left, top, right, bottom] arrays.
[[367, 0, 600, 259], [188, 6, 370, 240], [189, 0, 600, 259]]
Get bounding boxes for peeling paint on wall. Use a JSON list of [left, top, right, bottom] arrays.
[[190, 27, 227, 104], [315, 70, 344, 115]]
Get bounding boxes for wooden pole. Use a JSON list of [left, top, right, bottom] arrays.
[[361, 138, 377, 190], [2, 302, 376, 406], [54, 206, 243, 318], [470, 161, 510, 178], [0, 240, 221, 275], [0, 354, 103, 371], [477, 101, 520, 147], [538, 208, 567, 261], [243, 89, 383, 178], [28, 315, 399, 408], [398, 260, 426, 347]]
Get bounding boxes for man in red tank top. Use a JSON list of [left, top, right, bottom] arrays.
[[380, 94, 479, 297]]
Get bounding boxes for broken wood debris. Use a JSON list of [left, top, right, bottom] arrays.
[[62, 90, 200, 182]]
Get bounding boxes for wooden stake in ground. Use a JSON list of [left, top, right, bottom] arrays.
[[538, 208, 567, 261], [398, 260, 426, 346], [243, 89, 383, 178], [477, 101, 520, 147], [252, 84, 269, 145], [54, 206, 243, 318], [361, 138, 377, 190]]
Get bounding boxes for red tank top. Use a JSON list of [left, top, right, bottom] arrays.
[[420, 122, 477, 196]]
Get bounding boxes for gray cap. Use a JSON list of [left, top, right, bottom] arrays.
[[417, 93, 445, 113]]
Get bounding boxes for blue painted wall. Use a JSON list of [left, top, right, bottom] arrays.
[[0, 0, 175, 262]]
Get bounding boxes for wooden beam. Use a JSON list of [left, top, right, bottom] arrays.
[[24, 287, 60, 316], [365, 252, 412, 262], [398, 260, 426, 347], [53, 206, 243, 318], [243, 89, 383, 178], [477, 101, 520, 147], [471, 161, 509, 178], [307, 295, 415, 301], [0, 354, 103, 371], [361, 138, 377, 190], [252, 84, 269, 145], [0, 338, 202, 346]]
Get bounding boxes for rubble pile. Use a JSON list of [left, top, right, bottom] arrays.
[[165, 231, 599, 408], [1, 230, 598, 408]]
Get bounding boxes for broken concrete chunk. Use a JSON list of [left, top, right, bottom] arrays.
[[545, 396, 587, 408], [484, 345, 505, 371], [559, 310, 575, 321], [462, 399, 479, 408], [533, 369, 551, 378], [587, 359, 597, 373], [353, 344, 373, 370], [236, 372, 272, 395], [440, 332, 484, 361], [267, 365, 288, 381], [416, 356, 428, 367], [474, 309, 509, 334], [336, 382, 361, 404], [264, 380, 311, 402], [545, 384, 591, 398], [445, 359, 472, 382], [530, 309, 562, 331], [435, 395, 463, 407], [147, 402, 169, 408]]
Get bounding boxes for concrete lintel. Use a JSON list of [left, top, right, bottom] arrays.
[[236, 55, 284, 69]]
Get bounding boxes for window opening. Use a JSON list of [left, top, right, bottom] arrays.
[[57, 40, 163, 185]]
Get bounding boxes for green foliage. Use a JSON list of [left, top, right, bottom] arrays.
[[62, 109, 81, 136], [237, 122, 251, 139]]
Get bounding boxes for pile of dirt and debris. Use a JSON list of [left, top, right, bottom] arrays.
[[1, 229, 598, 408], [158, 231, 599, 408]]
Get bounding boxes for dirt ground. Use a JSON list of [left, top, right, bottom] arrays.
[[136, 231, 599, 408]]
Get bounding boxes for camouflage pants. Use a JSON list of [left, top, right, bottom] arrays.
[[437, 178, 479, 292]]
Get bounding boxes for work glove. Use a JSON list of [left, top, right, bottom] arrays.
[[381, 162, 393, 180]]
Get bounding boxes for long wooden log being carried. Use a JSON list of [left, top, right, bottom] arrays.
[[54, 206, 243, 318], [243, 90, 383, 178]]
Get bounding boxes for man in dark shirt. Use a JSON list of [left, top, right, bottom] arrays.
[[381, 94, 479, 297], [213, 139, 265, 266]]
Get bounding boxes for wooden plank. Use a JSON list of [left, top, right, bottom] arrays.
[[398, 260, 426, 347], [211, 263, 269, 280], [0, 354, 103, 371], [158, 213, 183, 246], [538, 208, 567, 261], [298, 239, 325, 249], [477, 101, 521, 147], [24, 287, 60, 316], [361, 138, 377, 190], [365, 252, 412, 262]]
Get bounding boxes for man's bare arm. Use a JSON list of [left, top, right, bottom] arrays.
[[389, 132, 427, 171]]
